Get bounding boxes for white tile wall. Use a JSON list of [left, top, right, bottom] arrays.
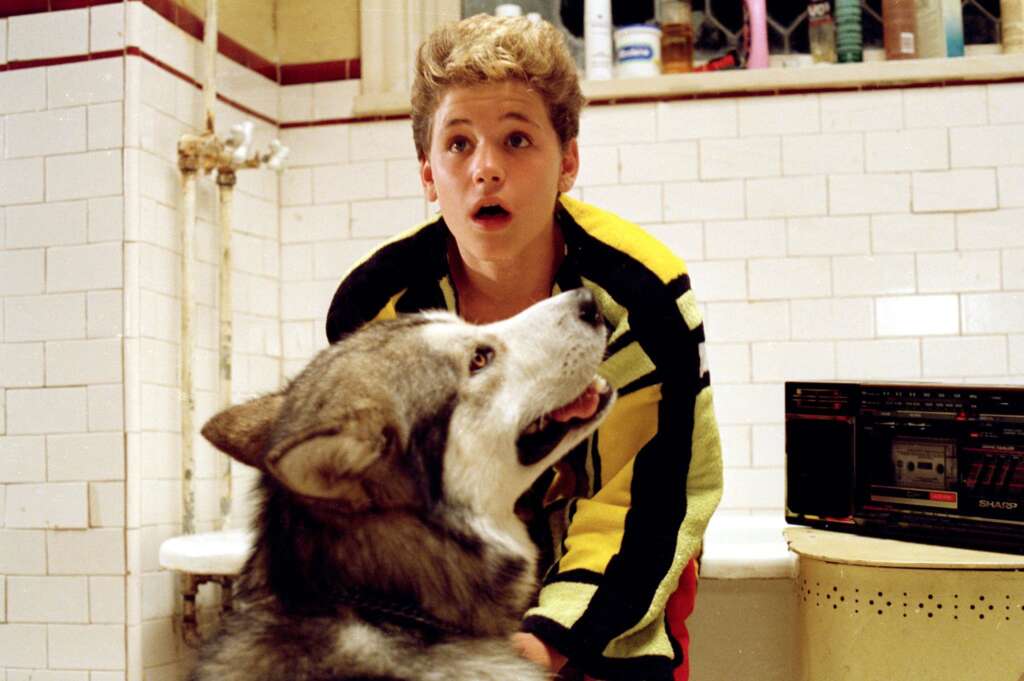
[[91, 3, 126, 52], [9, 9, 89, 62], [0, 623, 48, 667], [279, 83, 1024, 521], [47, 59, 125, 108], [5, 107, 87, 158], [783, 132, 863, 175], [747, 176, 826, 218], [0, 70, 47, 115], [700, 137, 780, 179], [988, 82, 1024, 123], [7, 576, 89, 622], [912, 168, 998, 212], [657, 99, 737, 140]]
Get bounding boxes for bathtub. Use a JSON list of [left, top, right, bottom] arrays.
[[689, 512, 798, 681]]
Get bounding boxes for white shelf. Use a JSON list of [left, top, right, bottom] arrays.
[[353, 52, 1024, 117]]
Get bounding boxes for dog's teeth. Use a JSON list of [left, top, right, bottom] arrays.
[[524, 421, 539, 435], [538, 415, 548, 430]]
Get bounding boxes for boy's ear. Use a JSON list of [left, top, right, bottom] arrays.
[[558, 139, 580, 194], [420, 158, 438, 202]]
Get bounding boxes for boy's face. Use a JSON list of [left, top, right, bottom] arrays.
[[420, 81, 579, 267]]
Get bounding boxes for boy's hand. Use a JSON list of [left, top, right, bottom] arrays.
[[511, 632, 567, 673]]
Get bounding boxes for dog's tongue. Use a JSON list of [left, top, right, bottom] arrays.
[[550, 382, 601, 423]]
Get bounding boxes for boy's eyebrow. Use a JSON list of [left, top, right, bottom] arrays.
[[442, 111, 541, 129]]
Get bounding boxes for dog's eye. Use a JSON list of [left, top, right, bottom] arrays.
[[469, 346, 494, 374]]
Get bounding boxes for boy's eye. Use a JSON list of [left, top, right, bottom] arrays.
[[507, 132, 531, 149], [448, 137, 470, 153]]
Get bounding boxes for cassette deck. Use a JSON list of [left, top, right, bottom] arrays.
[[786, 381, 1024, 554]]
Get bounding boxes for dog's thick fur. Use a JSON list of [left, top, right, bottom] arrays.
[[190, 289, 615, 681]]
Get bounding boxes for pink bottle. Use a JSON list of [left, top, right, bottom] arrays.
[[744, 0, 769, 68]]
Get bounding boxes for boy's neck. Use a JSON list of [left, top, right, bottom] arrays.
[[449, 224, 564, 324]]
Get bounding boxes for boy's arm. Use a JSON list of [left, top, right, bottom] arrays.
[[521, 289, 723, 679]]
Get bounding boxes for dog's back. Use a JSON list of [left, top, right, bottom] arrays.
[[189, 290, 613, 681]]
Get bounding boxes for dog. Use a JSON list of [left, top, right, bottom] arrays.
[[190, 288, 616, 681]]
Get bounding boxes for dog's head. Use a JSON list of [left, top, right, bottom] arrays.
[[201, 288, 615, 520]]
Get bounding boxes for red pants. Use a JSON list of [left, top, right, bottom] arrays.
[[666, 558, 698, 681]]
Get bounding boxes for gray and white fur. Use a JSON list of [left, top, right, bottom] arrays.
[[190, 289, 615, 681]]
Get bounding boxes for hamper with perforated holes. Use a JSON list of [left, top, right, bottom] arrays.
[[785, 527, 1024, 681]]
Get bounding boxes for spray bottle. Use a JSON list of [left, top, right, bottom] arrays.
[[743, 0, 769, 68]]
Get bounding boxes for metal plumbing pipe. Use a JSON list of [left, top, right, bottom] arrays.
[[215, 168, 236, 529], [203, 0, 217, 133], [178, 162, 198, 536]]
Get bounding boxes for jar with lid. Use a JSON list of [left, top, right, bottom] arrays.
[[660, 0, 694, 73], [808, 0, 837, 63]]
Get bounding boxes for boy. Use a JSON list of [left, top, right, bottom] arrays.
[[325, 13, 723, 680]]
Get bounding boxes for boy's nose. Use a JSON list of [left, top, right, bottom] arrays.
[[472, 147, 505, 187]]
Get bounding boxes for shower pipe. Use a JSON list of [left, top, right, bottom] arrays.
[[177, 0, 220, 537]]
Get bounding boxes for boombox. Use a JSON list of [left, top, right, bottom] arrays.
[[785, 381, 1024, 554]]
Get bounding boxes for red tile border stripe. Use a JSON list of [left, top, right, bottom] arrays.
[[280, 60, 348, 86]]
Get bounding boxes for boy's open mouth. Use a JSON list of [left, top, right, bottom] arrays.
[[471, 204, 507, 218], [472, 202, 511, 224]]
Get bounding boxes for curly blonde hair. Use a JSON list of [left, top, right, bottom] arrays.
[[411, 14, 585, 160]]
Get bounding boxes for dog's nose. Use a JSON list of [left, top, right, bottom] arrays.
[[575, 288, 602, 328]]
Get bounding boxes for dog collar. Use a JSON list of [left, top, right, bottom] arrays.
[[335, 587, 469, 638]]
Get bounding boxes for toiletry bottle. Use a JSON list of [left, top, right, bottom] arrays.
[[661, 0, 694, 73], [883, 0, 917, 59], [808, 0, 837, 63], [835, 0, 864, 62], [743, 0, 769, 68], [1006, 0, 1024, 53], [915, 0, 944, 58], [941, 0, 965, 57], [494, 3, 522, 17], [585, 0, 614, 80]]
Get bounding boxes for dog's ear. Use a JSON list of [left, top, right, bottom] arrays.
[[265, 408, 400, 501], [200, 394, 285, 470]]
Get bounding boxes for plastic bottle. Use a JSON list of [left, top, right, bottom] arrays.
[[916, 0, 963, 57], [661, 0, 694, 73], [743, 0, 769, 68], [584, 0, 613, 80], [1006, 0, 1024, 53], [941, 0, 965, 57], [808, 0, 837, 63], [883, 0, 917, 59], [915, 0, 945, 58], [835, 0, 864, 63], [494, 3, 522, 17]]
